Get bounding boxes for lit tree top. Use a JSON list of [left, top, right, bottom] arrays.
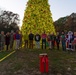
[[21, 0, 55, 35]]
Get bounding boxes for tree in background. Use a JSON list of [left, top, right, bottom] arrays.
[[54, 13, 76, 32], [54, 17, 67, 32], [0, 9, 20, 33], [21, 0, 55, 35]]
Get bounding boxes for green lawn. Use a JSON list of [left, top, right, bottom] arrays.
[[0, 49, 76, 75], [0, 50, 14, 59]]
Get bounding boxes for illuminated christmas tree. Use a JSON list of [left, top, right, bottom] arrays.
[[21, 0, 55, 35]]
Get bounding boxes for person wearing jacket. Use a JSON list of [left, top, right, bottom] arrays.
[[47, 32, 53, 50], [19, 31, 23, 48], [56, 32, 60, 50], [61, 32, 66, 51], [0, 31, 5, 51], [29, 32, 34, 49], [72, 32, 76, 51], [50, 33, 56, 49], [35, 33, 41, 49], [5, 32, 10, 50], [41, 31, 47, 49], [24, 32, 28, 49], [15, 30, 20, 50], [10, 30, 14, 50]]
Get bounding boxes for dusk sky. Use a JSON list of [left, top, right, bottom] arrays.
[[0, 0, 76, 26]]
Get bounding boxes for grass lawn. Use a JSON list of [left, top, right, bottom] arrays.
[[0, 50, 15, 60], [0, 48, 76, 75]]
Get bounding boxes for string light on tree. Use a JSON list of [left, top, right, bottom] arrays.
[[21, 0, 55, 35]]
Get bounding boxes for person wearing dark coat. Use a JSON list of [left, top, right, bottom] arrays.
[[56, 32, 60, 50], [5, 32, 10, 50], [29, 32, 34, 49], [50, 33, 56, 49]]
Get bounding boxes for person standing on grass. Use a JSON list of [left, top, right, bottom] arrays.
[[15, 30, 20, 50], [24, 32, 29, 49], [5, 32, 10, 51], [35, 32, 41, 49], [29, 31, 34, 49], [19, 31, 23, 48], [61, 32, 66, 51], [13, 32, 16, 50], [41, 31, 47, 49], [72, 32, 76, 51], [0, 31, 5, 51], [67, 31, 74, 51], [47, 32, 51, 49], [10, 30, 14, 50], [56, 32, 60, 50], [50, 33, 56, 49]]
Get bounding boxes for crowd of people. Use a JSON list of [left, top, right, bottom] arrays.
[[0, 30, 22, 51], [0, 30, 76, 51], [25, 31, 76, 51]]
